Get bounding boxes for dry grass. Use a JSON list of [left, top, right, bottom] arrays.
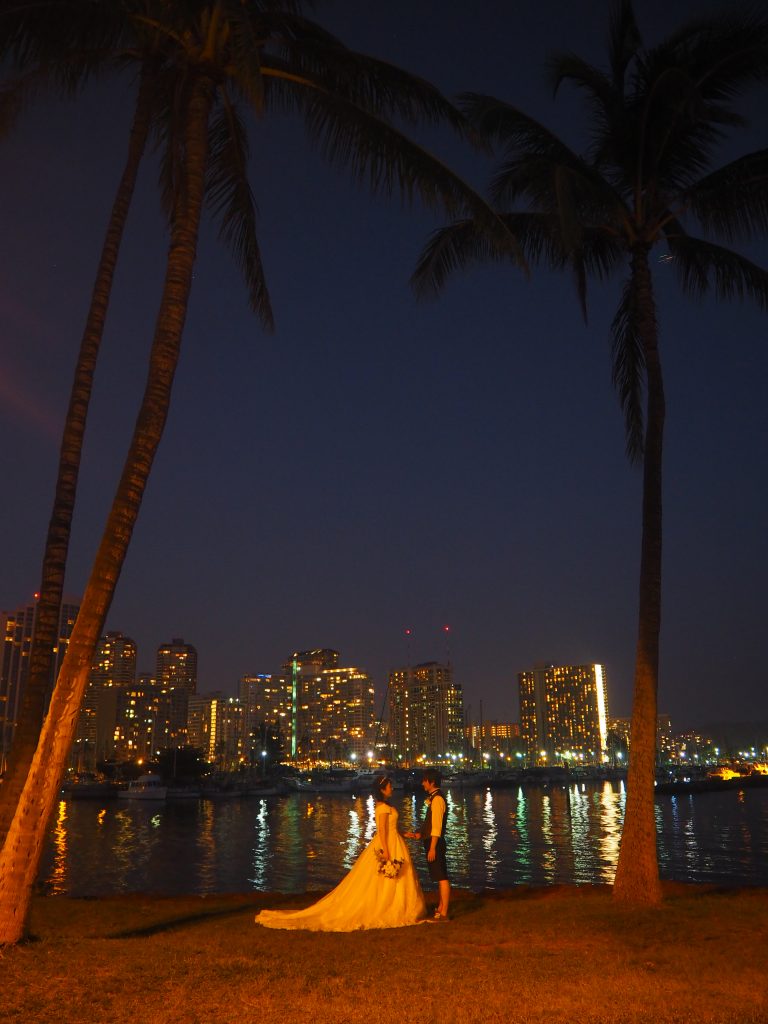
[[2, 884, 767, 1024]]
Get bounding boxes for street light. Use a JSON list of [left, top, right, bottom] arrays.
[[261, 750, 267, 778]]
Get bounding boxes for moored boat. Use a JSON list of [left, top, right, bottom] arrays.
[[117, 774, 167, 801], [62, 773, 120, 800]]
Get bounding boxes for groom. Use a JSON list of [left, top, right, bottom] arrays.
[[408, 768, 450, 922]]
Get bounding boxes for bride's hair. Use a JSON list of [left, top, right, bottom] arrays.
[[373, 775, 392, 803]]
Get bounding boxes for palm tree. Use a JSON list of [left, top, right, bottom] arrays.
[[0, 0, 516, 944], [412, 0, 768, 904]]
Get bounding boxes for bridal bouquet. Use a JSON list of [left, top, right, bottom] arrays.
[[375, 849, 404, 878]]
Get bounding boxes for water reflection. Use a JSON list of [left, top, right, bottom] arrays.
[[49, 800, 67, 895], [598, 782, 622, 882], [343, 800, 363, 869], [481, 790, 499, 886], [38, 784, 768, 897], [510, 786, 531, 883], [249, 799, 269, 891], [569, 786, 591, 883], [446, 790, 470, 883]]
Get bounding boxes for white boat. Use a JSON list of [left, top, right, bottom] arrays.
[[117, 774, 167, 800]]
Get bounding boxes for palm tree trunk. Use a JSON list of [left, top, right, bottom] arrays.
[[0, 65, 155, 843], [0, 78, 213, 945], [613, 244, 664, 905]]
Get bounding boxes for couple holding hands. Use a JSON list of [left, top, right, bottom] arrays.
[[256, 769, 450, 931]]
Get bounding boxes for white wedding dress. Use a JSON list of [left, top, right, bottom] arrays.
[[255, 801, 427, 931]]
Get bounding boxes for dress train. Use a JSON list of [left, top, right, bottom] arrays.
[[255, 803, 426, 932]]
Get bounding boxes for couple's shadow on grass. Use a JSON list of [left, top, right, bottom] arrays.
[[104, 890, 491, 939], [105, 900, 258, 938]]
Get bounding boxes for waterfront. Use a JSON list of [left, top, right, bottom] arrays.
[[38, 780, 768, 896]]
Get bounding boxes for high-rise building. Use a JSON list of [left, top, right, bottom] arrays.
[[388, 662, 464, 765], [156, 638, 198, 693], [239, 673, 292, 762], [466, 721, 522, 759], [188, 694, 216, 762], [156, 638, 197, 747], [110, 681, 171, 762], [283, 649, 340, 759], [72, 631, 137, 769], [0, 595, 80, 771], [518, 663, 609, 765], [214, 696, 244, 769], [188, 693, 244, 769], [320, 665, 377, 761], [277, 650, 377, 762]]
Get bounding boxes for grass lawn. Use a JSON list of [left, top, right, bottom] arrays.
[[2, 884, 767, 1024]]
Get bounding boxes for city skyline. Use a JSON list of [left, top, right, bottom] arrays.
[[2, 1, 767, 731]]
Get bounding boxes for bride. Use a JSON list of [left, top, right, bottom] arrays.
[[255, 775, 427, 931]]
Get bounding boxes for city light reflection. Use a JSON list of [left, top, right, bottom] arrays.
[[598, 782, 622, 882], [49, 799, 68, 896], [481, 789, 499, 885], [343, 799, 363, 869], [249, 798, 269, 889], [38, 785, 768, 896]]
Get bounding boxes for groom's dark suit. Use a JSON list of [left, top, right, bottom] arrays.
[[420, 787, 448, 881]]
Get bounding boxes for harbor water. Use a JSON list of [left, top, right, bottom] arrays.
[[39, 781, 768, 897]]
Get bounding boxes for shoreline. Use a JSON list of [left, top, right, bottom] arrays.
[[32, 878, 768, 902]]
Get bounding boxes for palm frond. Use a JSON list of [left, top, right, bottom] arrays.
[[607, 0, 642, 95], [263, 41, 475, 141], [205, 94, 274, 329], [0, 68, 43, 138], [460, 93, 577, 161], [649, 8, 768, 106], [410, 219, 513, 299], [634, 9, 768, 186], [548, 51, 613, 105], [2, 0, 129, 89], [214, 3, 266, 116], [547, 52, 623, 155], [412, 211, 621, 309], [611, 274, 646, 463], [684, 149, 768, 243], [263, 72, 524, 266], [637, 65, 724, 189], [664, 232, 768, 310]]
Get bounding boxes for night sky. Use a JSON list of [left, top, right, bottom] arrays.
[[2, 1, 766, 730]]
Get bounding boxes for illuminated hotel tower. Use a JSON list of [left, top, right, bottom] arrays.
[[388, 661, 464, 765], [517, 663, 609, 765]]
